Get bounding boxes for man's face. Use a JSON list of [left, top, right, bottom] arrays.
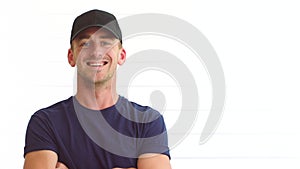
[[69, 27, 125, 85]]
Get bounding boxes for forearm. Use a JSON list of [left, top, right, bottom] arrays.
[[23, 150, 58, 169], [137, 154, 171, 169]]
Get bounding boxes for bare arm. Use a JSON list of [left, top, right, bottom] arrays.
[[137, 153, 171, 169], [24, 150, 66, 169]]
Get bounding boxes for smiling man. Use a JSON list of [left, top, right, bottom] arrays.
[[23, 9, 171, 169]]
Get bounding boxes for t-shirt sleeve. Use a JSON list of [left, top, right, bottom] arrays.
[[24, 111, 58, 157], [138, 114, 171, 159]]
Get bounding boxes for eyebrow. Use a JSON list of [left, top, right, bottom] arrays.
[[99, 35, 116, 39], [76, 34, 90, 40]]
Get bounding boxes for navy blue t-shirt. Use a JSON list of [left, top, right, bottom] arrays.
[[24, 96, 170, 169]]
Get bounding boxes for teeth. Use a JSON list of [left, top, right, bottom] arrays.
[[87, 61, 108, 67], [90, 63, 103, 66]]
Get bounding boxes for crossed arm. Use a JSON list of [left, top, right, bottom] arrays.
[[23, 150, 171, 169], [23, 150, 66, 169]]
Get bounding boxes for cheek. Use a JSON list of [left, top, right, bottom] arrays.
[[107, 50, 120, 61], [74, 50, 89, 61]]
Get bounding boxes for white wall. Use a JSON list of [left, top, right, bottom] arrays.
[[0, 0, 299, 168]]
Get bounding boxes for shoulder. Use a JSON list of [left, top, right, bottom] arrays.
[[24, 98, 75, 160], [118, 96, 162, 122], [119, 96, 159, 113], [32, 97, 74, 120]]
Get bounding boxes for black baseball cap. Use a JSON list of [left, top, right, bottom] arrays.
[[70, 9, 122, 44]]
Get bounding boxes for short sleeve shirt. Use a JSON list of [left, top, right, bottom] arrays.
[[24, 96, 170, 169]]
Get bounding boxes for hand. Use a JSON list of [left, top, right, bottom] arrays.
[[56, 162, 68, 169]]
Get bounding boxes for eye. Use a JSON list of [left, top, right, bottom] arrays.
[[100, 40, 113, 47], [80, 41, 91, 48]]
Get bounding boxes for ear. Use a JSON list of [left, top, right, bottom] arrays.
[[68, 48, 76, 67], [117, 48, 126, 65]]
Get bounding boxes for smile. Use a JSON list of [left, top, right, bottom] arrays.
[[87, 61, 108, 67]]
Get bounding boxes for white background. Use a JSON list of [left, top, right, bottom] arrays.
[[1, 0, 300, 168]]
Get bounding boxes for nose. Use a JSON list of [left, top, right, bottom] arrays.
[[90, 43, 106, 59]]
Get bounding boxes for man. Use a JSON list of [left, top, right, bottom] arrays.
[[24, 9, 171, 169]]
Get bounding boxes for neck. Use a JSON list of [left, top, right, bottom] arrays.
[[75, 76, 119, 110]]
